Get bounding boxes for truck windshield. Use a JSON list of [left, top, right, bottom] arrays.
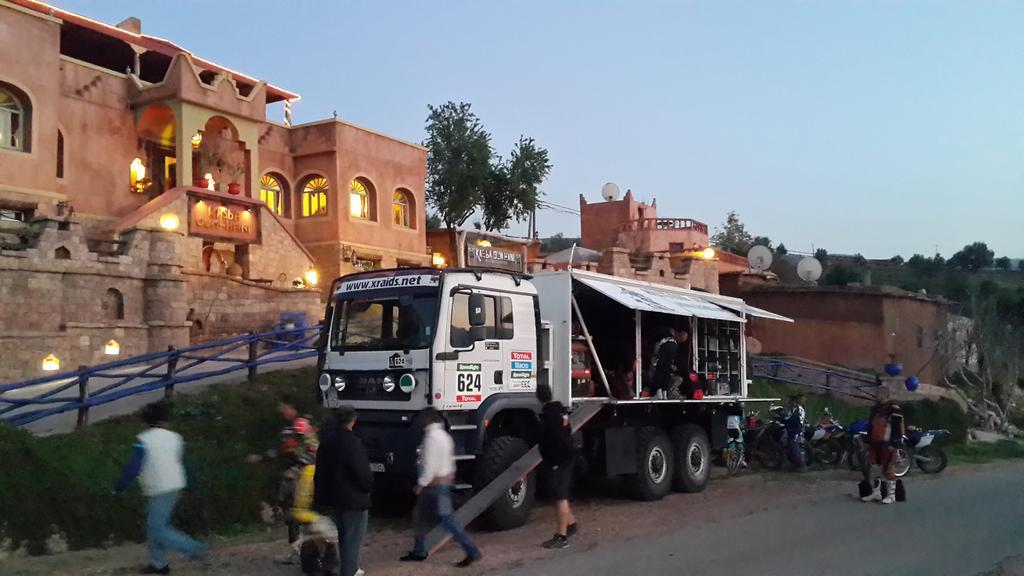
[[331, 292, 438, 352]]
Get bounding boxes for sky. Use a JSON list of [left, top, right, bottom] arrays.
[[56, 0, 1023, 259]]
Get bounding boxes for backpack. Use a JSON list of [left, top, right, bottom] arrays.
[[870, 411, 892, 443]]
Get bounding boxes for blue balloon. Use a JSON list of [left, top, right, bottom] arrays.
[[905, 376, 920, 392], [885, 363, 903, 377]]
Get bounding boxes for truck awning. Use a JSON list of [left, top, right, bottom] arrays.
[[572, 271, 744, 322], [689, 293, 795, 323]]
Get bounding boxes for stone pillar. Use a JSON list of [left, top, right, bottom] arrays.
[[598, 247, 633, 277], [143, 229, 190, 351]]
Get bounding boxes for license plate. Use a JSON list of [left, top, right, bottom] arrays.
[[369, 462, 385, 473]]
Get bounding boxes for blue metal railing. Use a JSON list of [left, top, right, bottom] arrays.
[[750, 355, 881, 401], [0, 326, 321, 428]]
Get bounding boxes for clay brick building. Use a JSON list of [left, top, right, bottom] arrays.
[[0, 0, 430, 379], [721, 278, 961, 385], [531, 190, 749, 294]]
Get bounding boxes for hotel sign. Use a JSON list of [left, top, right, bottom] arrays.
[[189, 198, 259, 242], [466, 246, 523, 272]]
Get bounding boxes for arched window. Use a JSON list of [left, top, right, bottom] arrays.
[[349, 179, 373, 220], [392, 189, 412, 228], [260, 174, 287, 216], [0, 85, 29, 152], [300, 176, 329, 217], [103, 288, 125, 320]]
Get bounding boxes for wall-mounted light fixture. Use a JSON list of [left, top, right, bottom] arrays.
[[432, 253, 447, 268], [191, 132, 203, 149], [159, 213, 180, 231], [304, 267, 319, 287], [104, 340, 120, 356], [41, 353, 60, 372], [130, 158, 150, 194]]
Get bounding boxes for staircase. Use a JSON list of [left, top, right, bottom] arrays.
[[425, 400, 605, 554], [750, 355, 881, 401]]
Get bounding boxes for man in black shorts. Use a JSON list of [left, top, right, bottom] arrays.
[[536, 384, 578, 549]]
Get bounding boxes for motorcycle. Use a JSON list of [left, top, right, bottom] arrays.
[[893, 427, 950, 475], [809, 408, 846, 468], [742, 410, 785, 471]]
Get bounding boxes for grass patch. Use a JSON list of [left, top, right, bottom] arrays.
[[0, 367, 324, 555], [949, 440, 1024, 465]]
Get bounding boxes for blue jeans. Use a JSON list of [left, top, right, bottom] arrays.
[[413, 485, 479, 558], [330, 510, 368, 576], [146, 490, 204, 569]]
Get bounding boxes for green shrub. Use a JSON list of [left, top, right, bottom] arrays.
[[0, 367, 323, 555]]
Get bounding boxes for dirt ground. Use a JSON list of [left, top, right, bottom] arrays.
[[4, 464, 1018, 576]]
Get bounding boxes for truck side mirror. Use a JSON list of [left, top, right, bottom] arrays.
[[468, 293, 487, 327]]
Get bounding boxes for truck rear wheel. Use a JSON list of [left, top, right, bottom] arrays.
[[475, 436, 536, 530], [671, 424, 711, 493], [626, 427, 674, 501]]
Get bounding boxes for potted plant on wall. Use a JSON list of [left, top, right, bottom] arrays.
[[223, 160, 245, 195]]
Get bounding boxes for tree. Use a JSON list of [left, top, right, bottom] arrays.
[[1019, 260, 1024, 272], [424, 102, 493, 254], [775, 243, 788, 256], [710, 211, 753, 254], [994, 256, 1011, 271], [751, 236, 773, 250], [890, 255, 905, 265], [948, 242, 994, 272], [822, 265, 863, 286], [814, 248, 828, 262], [481, 137, 552, 231], [425, 212, 442, 229]]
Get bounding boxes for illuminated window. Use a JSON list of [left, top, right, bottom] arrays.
[[349, 180, 370, 219], [0, 86, 27, 152], [393, 190, 412, 228], [260, 174, 285, 216], [300, 176, 329, 217]]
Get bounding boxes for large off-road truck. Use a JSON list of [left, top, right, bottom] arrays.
[[317, 267, 789, 528]]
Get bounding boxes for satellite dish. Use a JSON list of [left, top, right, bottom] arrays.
[[797, 257, 823, 283], [601, 182, 621, 202], [747, 245, 774, 272]]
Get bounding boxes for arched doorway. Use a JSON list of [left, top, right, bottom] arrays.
[[135, 103, 177, 196]]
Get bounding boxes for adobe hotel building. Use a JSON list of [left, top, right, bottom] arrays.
[[0, 0, 430, 379]]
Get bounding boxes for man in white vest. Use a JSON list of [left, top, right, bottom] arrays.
[[114, 401, 206, 574]]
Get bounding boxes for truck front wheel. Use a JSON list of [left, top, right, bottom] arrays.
[[671, 424, 711, 493], [625, 427, 674, 501], [475, 436, 536, 530]]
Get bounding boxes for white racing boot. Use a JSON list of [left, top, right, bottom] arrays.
[[860, 478, 882, 502], [881, 480, 896, 504]]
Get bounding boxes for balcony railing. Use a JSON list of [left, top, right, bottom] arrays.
[[618, 218, 708, 234]]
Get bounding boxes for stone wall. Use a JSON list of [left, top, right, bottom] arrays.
[[185, 273, 322, 338]]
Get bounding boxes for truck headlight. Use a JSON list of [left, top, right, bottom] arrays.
[[399, 373, 417, 393], [382, 375, 396, 393], [318, 373, 331, 392], [333, 375, 347, 392]]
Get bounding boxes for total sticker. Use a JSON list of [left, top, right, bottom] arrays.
[[457, 395, 482, 403], [510, 351, 533, 361]]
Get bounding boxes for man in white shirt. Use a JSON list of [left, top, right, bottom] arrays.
[[114, 400, 205, 575], [400, 407, 481, 568]]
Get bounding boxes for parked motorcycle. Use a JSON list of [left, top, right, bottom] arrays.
[[810, 408, 846, 468], [743, 410, 785, 471], [892, 427, 950, 475]]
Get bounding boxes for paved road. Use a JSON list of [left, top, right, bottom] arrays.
[[3, 351, 315, 435], [499, 464, 1024, 576]]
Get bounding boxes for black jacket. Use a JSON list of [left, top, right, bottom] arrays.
[[652, 338, 679, 391], [539, 401, 574, 465], [313, 426, 374, 512]]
